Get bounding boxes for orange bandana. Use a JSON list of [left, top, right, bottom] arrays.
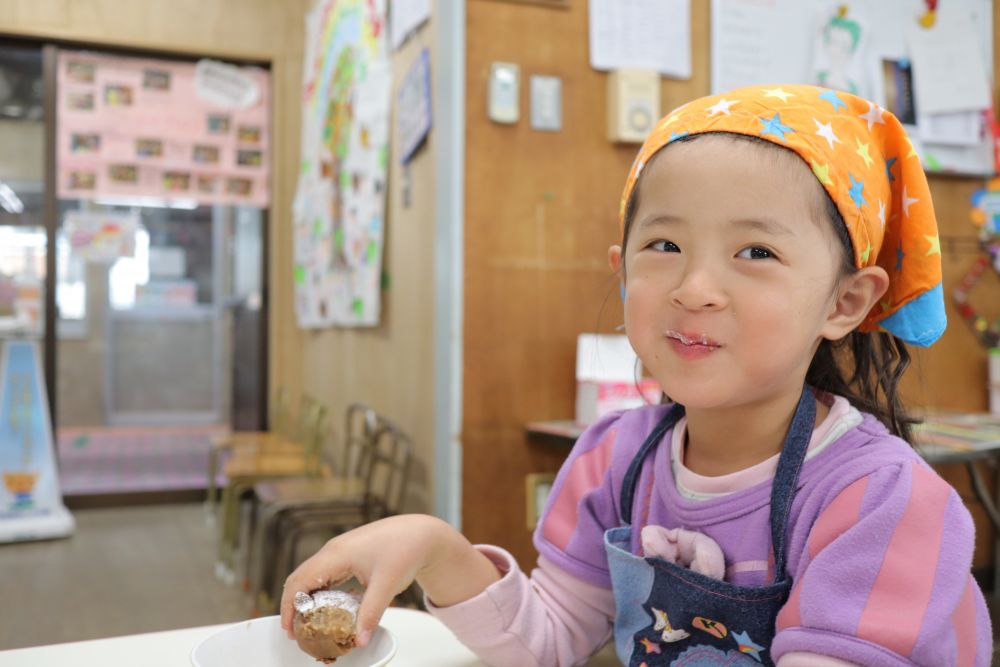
[[619, 84, 945, 346]]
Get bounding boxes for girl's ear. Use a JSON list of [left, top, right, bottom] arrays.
[[608, 244, 623, 273], [822, 266, 890, 340]]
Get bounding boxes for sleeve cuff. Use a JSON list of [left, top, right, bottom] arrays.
[[423, 544, 525, 640]]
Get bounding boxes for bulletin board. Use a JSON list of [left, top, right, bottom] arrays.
[[711, 0, 994, 175], [57, 51, 271, 207]]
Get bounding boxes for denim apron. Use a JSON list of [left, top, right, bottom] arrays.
[[604, 388, 815, 666]]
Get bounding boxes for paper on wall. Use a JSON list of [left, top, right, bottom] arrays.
[[589, 0, 691, 78], [390, 0, 431, 50], [576, 334, 638, 382], [906, 8, 991, 115]]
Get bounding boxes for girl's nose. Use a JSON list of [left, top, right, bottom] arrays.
[[669, 264, 727, 311]]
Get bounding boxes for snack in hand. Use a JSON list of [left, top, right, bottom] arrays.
[[292, 589, 362, 664]]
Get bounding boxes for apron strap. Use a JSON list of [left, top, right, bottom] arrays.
[[619, 403, 685, 525], [768, 386, 816, 582]]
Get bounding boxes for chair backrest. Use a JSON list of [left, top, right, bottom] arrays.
[[269, 386, 292, 438], [304, 404, 331, 477], [362, 417, 412, 520], [342, 403, 378, 478], [292, 394, 319, 443]]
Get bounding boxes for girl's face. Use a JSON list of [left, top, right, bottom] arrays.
[[611, 137, 848, 411]]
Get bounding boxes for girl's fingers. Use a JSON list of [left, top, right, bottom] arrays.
[[279, 551, 353, 638], [353, 571, 403, 647]]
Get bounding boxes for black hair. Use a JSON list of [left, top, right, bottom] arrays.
[[621, 132, 917, 443]]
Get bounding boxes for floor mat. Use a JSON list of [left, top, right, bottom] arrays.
[[57, 425, 227, 495]]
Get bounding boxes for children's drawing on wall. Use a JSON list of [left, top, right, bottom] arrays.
[[812, 5, 869, 98]]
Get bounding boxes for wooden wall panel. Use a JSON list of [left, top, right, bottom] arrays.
[[463, 0, 1000, 570]]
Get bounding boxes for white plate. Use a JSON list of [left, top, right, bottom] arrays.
[[191, 616, 396, 667]]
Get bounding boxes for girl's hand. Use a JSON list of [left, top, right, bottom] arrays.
[[279, 514, 501, 647]]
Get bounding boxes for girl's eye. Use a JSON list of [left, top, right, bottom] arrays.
[[737, 246, 775, 260], [649, 240, 680, 253]]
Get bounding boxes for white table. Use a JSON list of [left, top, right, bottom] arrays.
[[0, 607, 486, 667]]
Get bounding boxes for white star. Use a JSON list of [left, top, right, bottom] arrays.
[[877, 199, 886, 229], [902, 186, 919, 217], [763, 87, 795, 103], [707, 98, 737, 116], [813, 118, 842, 149], [859, 101, 886, 131]]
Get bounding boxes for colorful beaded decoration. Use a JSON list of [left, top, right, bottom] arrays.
[[953, 240, 1000, 348]]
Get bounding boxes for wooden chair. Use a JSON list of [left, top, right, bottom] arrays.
[[242, 403, 377, 600], [205, 386, 295, 517], [252, 415, 412, 614], [215, 401, 330, 582]]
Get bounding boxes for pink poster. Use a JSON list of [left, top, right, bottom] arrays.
[[57, 51, 270, 208]]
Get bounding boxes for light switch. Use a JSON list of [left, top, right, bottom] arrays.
[[530, 75, 562, 132], [488, 62, 520, 124]]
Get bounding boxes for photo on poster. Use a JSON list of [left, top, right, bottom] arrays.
[[143, 69, 171, 91], [226, 177, 252, 196], [67, 92, 95, 111], [104, 84, 134, 106], [196, 175, 219, 193], [136, 138, 164, 158], [880, 57, 917, 126], [192, 144, 220, 165], [237, 125, 262, 143], [68, 171, 96, 190], [207, 114, 231, 134], [236, 149, 263, 167], [67, 61, 95, 83], [163, 171, 191, 192], [71, 133, 101, 154], [108, 164, 138, 184]]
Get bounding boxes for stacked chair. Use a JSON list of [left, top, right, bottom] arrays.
[[244, 405, 413, 615], [214, 394, 333, 583]]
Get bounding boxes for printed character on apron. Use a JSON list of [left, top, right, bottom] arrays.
[[604, 387, 815, 666]]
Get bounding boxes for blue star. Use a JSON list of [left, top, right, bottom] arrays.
[[848, 174, 867, 208], [732, 630, 765, 662], [819, 89, 847, 112], [896, 241, 905, 272], [759, 113, 794, 140], [885, 156, 897, 182], [668, 131, 689, 143]]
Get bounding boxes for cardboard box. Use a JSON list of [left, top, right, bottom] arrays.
[[575, 334, 661, 425]]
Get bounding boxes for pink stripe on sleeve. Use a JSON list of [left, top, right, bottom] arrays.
[[856, 462, 951, 656], [952, 576, 978, 667], [807, 475, 869, 559], [542, 428, 617, 551]]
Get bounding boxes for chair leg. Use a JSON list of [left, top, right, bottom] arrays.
[[205, 446, 222, 521]]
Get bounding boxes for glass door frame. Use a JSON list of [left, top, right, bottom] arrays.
[[6, 36, 271, 433]]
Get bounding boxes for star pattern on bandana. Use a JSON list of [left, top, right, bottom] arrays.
[[885, 156, 897, 182], [859, 101, 886, 131], [902, 185, 919, 217], [877, 199, 886, 229], [763, 87, 795, 103], [759, 113, 793, 140], [639, 638, 661, 655], [924, 233, 941, 256], [813, 118, 841, 149], [848, 173, 866, 208], [855, 137, 874, 169], [811, 161, 833, 186], [707, 98, 737, 116], [819, 89, 847, 112]]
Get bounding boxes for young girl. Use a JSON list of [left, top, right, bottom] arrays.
[[281, 85, 993, 666]]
